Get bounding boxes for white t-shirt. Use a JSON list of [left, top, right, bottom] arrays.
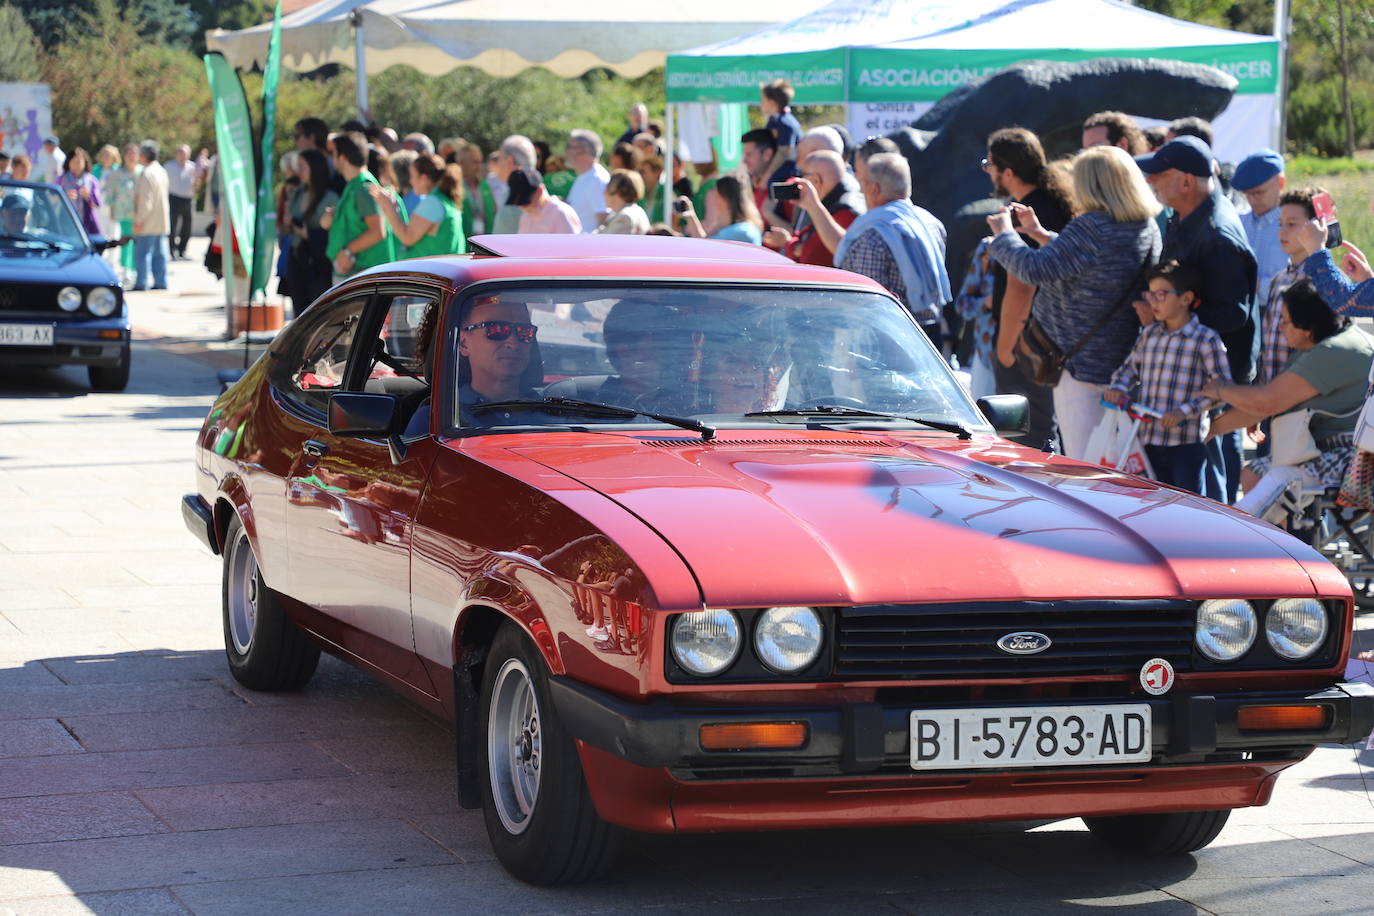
[[566, 163, 610, 235]]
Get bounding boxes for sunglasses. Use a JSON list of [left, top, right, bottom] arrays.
[[462, 320, 537, 343]]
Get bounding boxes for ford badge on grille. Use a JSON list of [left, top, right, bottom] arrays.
[[996, 631, 1052, 655]]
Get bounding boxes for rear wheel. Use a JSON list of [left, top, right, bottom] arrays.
[[88, 346, 131, 392], [1084, 809, 1230, 855], [478, 624, 618, 884], [221, 515, 319, 691]]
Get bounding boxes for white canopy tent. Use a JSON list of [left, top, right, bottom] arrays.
[[207, 0, 831, 114], [667, 0, 1284, 164]]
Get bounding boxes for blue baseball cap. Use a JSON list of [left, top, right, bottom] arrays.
[[1135, 136, 1214, 178], [1231, 148, 1285, 191]]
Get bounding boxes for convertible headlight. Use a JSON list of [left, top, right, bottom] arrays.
[[1196, 599, 1257, 662], [86, 287, 117, 317], [753, 606, 823, 673], [1265, 598, 1328, 660], [57, 286, 82, 311], [671, 610, 741, 677]]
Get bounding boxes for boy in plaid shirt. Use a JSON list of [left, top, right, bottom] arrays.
[[1106, 260, 1230, 493]]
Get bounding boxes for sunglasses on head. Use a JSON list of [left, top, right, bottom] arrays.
[[462, 320, 537, 343]]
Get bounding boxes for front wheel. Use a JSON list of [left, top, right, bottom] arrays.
[[88, 346, 130, 392], [478, 624, 618, 884], [221, 514, 319, 691], [1084, 809, 1230, 855]]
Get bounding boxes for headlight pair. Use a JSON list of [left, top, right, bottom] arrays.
[[671, 606, 823, 678], [57, 286, 118, 317], [1196, 598, 1328, 662]]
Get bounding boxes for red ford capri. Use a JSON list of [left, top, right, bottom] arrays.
[[183, 235, 1373, 884]]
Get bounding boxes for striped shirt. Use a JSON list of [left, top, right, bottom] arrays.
[[1108, 315, 1231, 447], [1259, 262, 1301, 383]]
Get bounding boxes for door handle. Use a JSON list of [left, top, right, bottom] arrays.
[[303, 440, 330, 458]]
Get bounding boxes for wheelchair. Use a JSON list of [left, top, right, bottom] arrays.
[[1278, 484, 1374, 612]]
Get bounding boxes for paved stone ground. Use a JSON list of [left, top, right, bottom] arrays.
[[1, 240, 1372, 914]]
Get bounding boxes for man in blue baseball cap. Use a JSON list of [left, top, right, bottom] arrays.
[[1135, 135, 1258, 505], [1231, 148, 1287, 308]]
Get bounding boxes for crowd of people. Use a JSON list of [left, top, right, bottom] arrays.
[[7, 75, 1374, 523]]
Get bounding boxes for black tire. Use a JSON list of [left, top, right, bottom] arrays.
[[478, 623, 618, 885], [88, 347, 131, 392], [1084, 809, 1230, 855], [221, 514, 319, 691]]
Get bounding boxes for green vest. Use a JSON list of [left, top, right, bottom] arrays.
[[407, 192, 465, 258], [326, 170, 397, 271]]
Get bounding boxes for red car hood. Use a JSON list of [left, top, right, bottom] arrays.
[[508, 434, 1324, 608]]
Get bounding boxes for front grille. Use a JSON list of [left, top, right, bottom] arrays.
[[0, 283, 61, 313], [833, 600, 1195, 680]]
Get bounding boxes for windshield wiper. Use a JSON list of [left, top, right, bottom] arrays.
[[0, 233, 63, 250], [471, 397, 716, 440], [746, 405, 972, 439]]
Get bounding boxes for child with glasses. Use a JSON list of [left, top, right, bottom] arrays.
[[1104, 260, 1230, 493]]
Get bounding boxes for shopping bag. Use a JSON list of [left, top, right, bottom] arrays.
[[1085, 401, 1156, 479], [1337, 449, 1374, 510]]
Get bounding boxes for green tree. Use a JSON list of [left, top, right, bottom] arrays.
[[0, 4, 42, 82], [20, 0, 197, 49], [43, 0, 211, 155]]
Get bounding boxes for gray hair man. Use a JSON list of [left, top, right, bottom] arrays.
[[132, 139, 170, 290], [564, 129, 610, 233], [491, 135, 538, 234], [403, 132, 435, 155], [823, 153, 950, 347], [796, 127, 843, 163], [769, 150, 866, 267]]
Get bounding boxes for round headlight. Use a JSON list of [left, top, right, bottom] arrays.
[[1196, 599, 1257, 662], [671, 610, 741, 677], [754, 606, 823, 673], [57, 286, 82, 311], [86, 287, 117, 317], [1266, 598, 1328, 660]]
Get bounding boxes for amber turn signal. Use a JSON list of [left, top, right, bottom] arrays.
[[98, 329, 124, 340], [699, 721, 808, 751], [1236, 705, 1329, 731]]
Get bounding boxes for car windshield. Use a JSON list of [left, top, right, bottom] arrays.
[[0, 185, 84, 250], [452, 285, 986, 433]]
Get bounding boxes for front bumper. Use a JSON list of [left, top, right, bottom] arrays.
[[550, 676, 1374, 775], [0, 318, 130, 368]]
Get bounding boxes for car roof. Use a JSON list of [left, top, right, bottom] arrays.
[[350, 235, 888, 293], [468, 234, 793, 265]]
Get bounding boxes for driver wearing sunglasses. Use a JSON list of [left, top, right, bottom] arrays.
[[458, 296, 544, 424]]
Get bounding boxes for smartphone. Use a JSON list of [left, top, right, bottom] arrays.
[[770, 182, 801, 201], [1312, 191, 1344, 249], [672, 198, 690, 214]]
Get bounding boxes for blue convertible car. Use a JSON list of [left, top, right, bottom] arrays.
[[0, 179, 129, 391]]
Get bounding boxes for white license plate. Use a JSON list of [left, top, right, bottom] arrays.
[[910, 704, 1152, 770], [0, 323, 54, 346]]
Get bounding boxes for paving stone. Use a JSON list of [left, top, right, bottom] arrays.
[[0, 888, 188, 915], [61, 701, 430, 753], [0, 588, 80, 611], [0, 792, 168, 846], [61, 584, 216, 611], [0, 720, 83, 759], [38, 651, 227, 685], [1281, 743, 1365, 782], [0, 742, 347, 799], [0, 663, 63, 689], [1277, 822, 1374, 867], [0, 556, 144, 590], [311, 721, 454, 776], [0, 681, 242, 722], [135, 771, 463, 833], [0, 635, 137, 664], [0, 819, 456, 897], [1158, 874, 1374, 916]]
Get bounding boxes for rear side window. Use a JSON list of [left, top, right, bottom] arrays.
[[272, 295, 368, 417]]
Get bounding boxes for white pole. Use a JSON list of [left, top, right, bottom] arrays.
[[664, 103, 675, 224], [352, 11, 369, 120], [222, 163, 236, 340], [1274, 0, 1290, 151]]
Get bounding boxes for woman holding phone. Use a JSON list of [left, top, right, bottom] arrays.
[[1292, 191, 1374, 314]]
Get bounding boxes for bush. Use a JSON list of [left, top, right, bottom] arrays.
[[1286, 76, 1374, 157]]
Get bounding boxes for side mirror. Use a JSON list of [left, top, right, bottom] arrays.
[[328, 392, 410, 464], [328, 392, 400, 438], [976, 394, 1030, 438]]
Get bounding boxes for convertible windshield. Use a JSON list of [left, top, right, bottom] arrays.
[[0, 185, 84, 250], [452, 286, 986, 432]]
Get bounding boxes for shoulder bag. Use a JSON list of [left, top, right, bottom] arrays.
[[1017, 255, 1153, 387]]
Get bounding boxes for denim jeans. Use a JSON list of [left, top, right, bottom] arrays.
[[1145, 442, 1209, 495], [133, 234, 168, 289], [1204, 429, 1242, 504]]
